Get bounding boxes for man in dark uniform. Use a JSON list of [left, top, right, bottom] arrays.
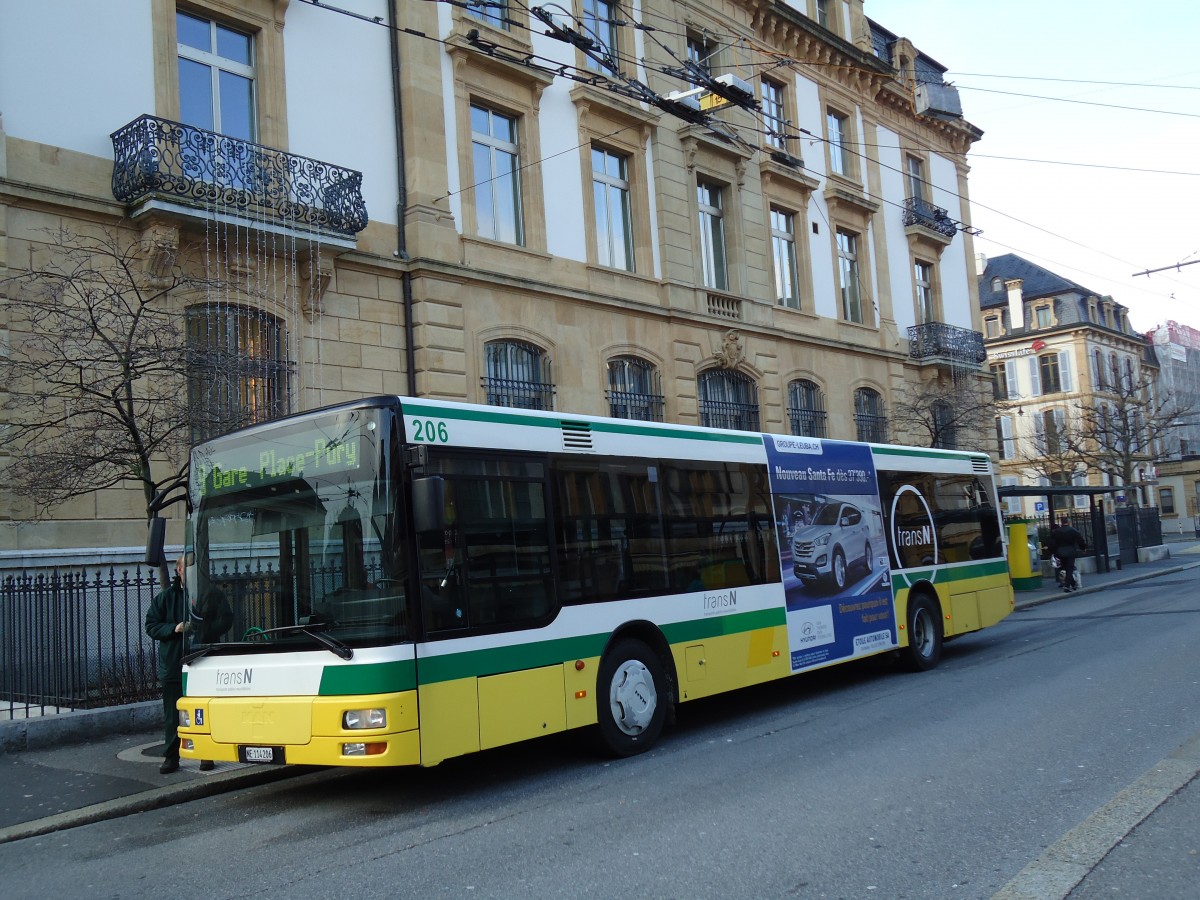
[[1049, 516, 1087, 592], [145, 554, 232, 773]]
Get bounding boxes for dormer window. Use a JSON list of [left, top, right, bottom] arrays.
[[1035, 305, 1052, 328], [991, 276, 1002, 292]]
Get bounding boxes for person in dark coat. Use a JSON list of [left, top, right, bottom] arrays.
[[1049, 516, 1087, 592], [145, 553, 232, 773]]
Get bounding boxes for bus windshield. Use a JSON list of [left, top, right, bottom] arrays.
[[187, 406, 408, 651]]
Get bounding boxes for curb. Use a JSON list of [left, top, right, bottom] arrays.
[[0, 702, 160, 755], [1013, 560, 1200, 611], [0, 762, 321, 845]]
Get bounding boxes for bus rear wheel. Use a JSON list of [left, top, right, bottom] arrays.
[[903, 594, 943, 672], [597, 638, 667, 757]]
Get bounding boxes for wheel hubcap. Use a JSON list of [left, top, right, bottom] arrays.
[[912, 608, 932, 656], [609, 659, 657, 736]]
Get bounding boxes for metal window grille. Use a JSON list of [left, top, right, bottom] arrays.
[[607, 356, 664, 422], [699, 370, 760, 431], [787, 379, 827, 437], [854, 388, 889, 443], [483, 340, 555, 410]]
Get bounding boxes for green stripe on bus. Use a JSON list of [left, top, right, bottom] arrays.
[[411, 608, 784, 686], [318, 659, 416, 695], [873, 446, 990, 464], [403, 401, 762, 446], [660, 607, 785, 644], [890, 559, 1009, 590], [417, 633, 606, 685]]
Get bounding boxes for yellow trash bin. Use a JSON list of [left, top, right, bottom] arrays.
[[1007, 521, 1042, 591]]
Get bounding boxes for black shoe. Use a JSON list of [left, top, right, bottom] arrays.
[[199, 760, 215, 772], [160, 758, 179, 775]]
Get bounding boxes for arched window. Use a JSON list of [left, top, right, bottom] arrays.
[[186, 304, 293, 442], [607, 356, 664, 422], [786, 379, 827, 438], [698, 370, 759, 431], [932, 399, 957, 450], [853, 387, 888, 443], [483, 339, 554, 410]]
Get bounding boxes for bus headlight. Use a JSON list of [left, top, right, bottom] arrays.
[[343, 708, 386, 730], [178, 710, 191, 727]]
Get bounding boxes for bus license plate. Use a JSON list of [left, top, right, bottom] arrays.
[[239, 745, 284, 765]]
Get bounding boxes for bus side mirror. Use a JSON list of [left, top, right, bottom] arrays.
[[146, 516, 167, 566], [412, 476, 445, 534]]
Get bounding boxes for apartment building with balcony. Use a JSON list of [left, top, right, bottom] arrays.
[[1, 0, 988, 561], [979, 253, 1160, 518]]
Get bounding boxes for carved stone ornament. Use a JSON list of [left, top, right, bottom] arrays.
[[299, 250, 333, 321], [714, 329, 744, 369]]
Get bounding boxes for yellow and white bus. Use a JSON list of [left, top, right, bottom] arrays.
[[172, 395, 1013, 767]]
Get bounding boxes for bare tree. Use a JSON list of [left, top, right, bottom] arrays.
[[890, 373, 997, 452], [0, 226, 239, 520], [1012, 408, 1089, 504], [1064, 369, 1191, 505]]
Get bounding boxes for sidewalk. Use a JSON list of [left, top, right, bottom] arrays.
[[3, 543, 1200, 850]]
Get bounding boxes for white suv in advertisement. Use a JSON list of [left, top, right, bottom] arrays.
[[791, 499, 877, 590]]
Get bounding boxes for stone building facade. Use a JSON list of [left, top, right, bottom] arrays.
[[978, 253, 1160, 518], [1, 0, 986, 563]]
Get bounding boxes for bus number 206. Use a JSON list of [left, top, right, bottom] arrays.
[[411, 419, 449, 443]]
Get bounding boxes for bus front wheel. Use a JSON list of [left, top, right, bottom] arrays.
[[903, 594, 943, 672], [597, 638, 667, 757]]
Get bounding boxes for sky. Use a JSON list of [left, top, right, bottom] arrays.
[[865, 0, 1200, 334]]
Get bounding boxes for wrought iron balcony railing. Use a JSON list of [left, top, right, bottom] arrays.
[[111, 115, 368, 237], [908, 322, 987, 365], [902, 196, 957, 240]]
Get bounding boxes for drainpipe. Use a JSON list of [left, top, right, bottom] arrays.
[[388, 0, 418, 397]]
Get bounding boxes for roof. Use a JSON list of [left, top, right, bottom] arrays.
[[978, 253, 1101, 310]]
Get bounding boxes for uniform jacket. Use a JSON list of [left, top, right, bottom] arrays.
[[145, 578, 233, 680]]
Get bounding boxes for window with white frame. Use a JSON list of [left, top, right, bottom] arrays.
[[582, 0, 618, 72], [1001, 476, 1022, 516], [1035, 305, 1052, 328], [471, 104, 524, 245], [985, 316, 1000, 337], [905, 154, 926, 202], [762, 79, 788, 150], [814, 0, 830, 29], [826, 108, 852, 177], [176, 11, 255, 140], [837, 229, 863, 323], [771, 206, 800, 309], [592, 146, 633, 271], [787, 379, 827, 438], [995, 415, 1015, 460], [686, 30, 715, 75], [915, 259, 935, 323], [697, 179, 728, 290], [1030, 350, 1071, 395], [990, 363, 1009, 400], [483, 339, 554, 409], [1035, 408, 1066, 455], [467, 0, 510, 30]]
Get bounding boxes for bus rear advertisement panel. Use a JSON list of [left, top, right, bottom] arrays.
[[175, 397, 1012, 768]]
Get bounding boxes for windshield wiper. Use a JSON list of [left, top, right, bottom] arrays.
[[250, 622, 355, 660], [182, 621, 354, 664]]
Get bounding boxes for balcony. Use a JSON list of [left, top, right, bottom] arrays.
[[903, 196, 957, 242], [908, 322, 987, 368], [111, 115, 368, 240]]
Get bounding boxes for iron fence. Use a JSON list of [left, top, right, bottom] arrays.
[[0, 559, 385, 719], [0, 567, 165, 718]]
